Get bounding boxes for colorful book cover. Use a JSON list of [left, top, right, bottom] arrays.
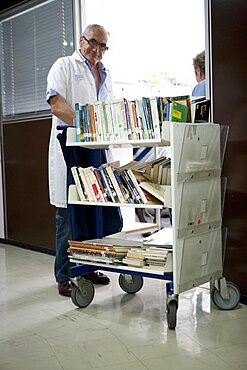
[[89, 104, 96, 141], [171, 101, 188, 122], [94, 102, 104, 141], [74, 103, 81, 142]]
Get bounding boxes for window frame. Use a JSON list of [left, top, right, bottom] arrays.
[[0, 0, 80, 122]]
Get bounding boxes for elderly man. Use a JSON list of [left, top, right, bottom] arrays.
[[46, 24, 122, 296]]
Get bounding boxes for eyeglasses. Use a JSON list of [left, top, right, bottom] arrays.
[[83, 36, 109, 52]]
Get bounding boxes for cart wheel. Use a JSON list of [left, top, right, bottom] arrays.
[[118, 274, 143, 294], [71, 280, 95, 308], [211, 281, 240, 310], [167, 300, 177, 329]]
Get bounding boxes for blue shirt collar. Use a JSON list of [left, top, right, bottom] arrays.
[[76, 49, 106, 73], [76, 50, 107, 98]]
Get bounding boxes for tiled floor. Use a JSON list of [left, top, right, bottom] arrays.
[[0, 243, 247, 370]]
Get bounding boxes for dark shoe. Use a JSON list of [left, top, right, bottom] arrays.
[[85, 271, 110, 285], [58, 281, 72, 296]]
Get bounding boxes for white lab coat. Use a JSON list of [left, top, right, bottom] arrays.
[[47, 50, 113, 208]]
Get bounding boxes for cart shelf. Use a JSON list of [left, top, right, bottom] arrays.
[[65, 122, 239, 329]]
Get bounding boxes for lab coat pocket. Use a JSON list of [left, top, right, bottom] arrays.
[[74, 74, 85, 81]]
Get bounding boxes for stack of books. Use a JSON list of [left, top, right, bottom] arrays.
[[68, 240, 130, 264], [122, 246, 169, 271], [68, 226, 173, 269]]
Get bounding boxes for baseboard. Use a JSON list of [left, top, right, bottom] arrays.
[[0, 238, 55, 256]]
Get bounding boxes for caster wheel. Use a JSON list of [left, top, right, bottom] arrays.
[[118, 274, 143, 294], [211, 281, 240, 310], [71, 279, 95, 308], [167, 300, 177, 329]]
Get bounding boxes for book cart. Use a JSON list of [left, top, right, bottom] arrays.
[[65, 122, 240, 329]]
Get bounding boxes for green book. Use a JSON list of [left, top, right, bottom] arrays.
[[171, 101, 188, 122]]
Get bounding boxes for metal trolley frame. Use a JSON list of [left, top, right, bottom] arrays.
[[65, 123, 240, 329]]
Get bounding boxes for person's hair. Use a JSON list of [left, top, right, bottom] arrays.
[[83, 24, 110, 37], [193, 51, 205, 73]]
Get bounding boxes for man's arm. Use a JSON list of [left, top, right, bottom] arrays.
[[49, 95, 76, 126]]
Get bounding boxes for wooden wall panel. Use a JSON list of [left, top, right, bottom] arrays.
[[211, 0, 247, 303], [3, 119, 56, 252]]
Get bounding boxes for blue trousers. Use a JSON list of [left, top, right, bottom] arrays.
[[55, 207, 71, 283], [54, 128, 123, 283], [54, 205, 122, 282]]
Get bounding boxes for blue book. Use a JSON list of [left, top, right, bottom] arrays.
[[98, 165, 116, 202], [113, 169, 133, 203]]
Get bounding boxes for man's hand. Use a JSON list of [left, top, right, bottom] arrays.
[[49, 95, 76, 125]]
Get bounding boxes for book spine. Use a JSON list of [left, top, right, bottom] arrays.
[[86, 167, 104, 202], [158, 165, 166, 185], [156, 97, 164, 124], [98, 166, 113, 201], [119, 99, 129, 140], [107, 101, 117, 140], [94, 102, 104, 141], [129, 101, 140, 139], [74, 103, 81, 142], [103, 167, 119, 202], [120, 170, 142, 203], [101, 102, 110, 141], [123, 98, 132, 140], [89, 104, 97, 141], [105, 165, 125, 203], [127, 100, 137, 139], [93, 167, 108, 202], [135, 99, 146, 139], [77, 167, 88, 201], [113, 169, 133, 203], [69, 240, 114, 248], [112, 100, 127, 140], [146, 97, 156, 139], [78, 167, 96, 201], [141, 98, 152, 139], [132, 100, 142, 140], [141, 97, 152, 139], [99, 165, 118, 203], [85, 104, 92, 142], [149, 97, 161, 140], [81, 105, 89, 141], [71, 166, 85, 201], [127, 169, 148, 204], [79, 104, 85, 141], [109, 101, 119, 141]]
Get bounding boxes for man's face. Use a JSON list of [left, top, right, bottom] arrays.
[[79, 27, 108, 66]]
